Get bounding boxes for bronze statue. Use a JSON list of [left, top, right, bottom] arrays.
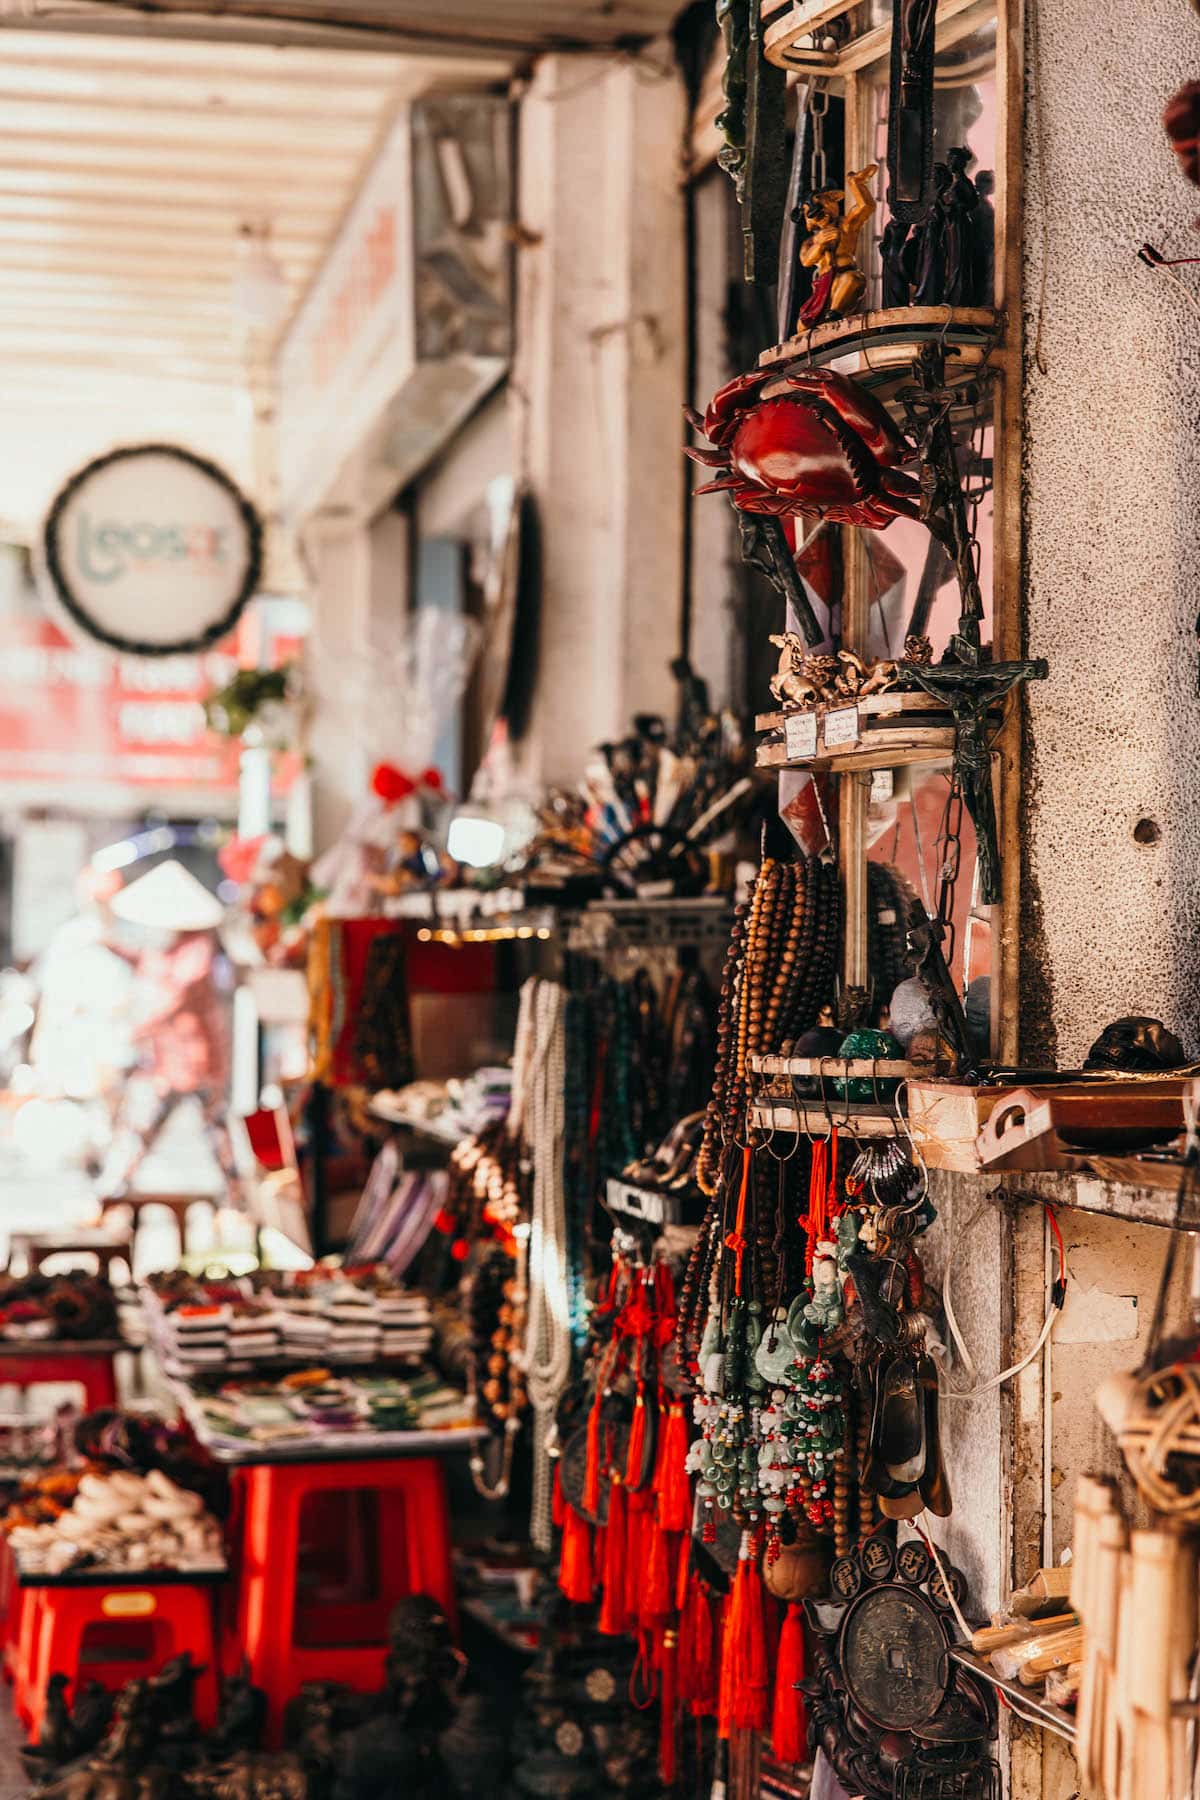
[[797, 165, 878, 326]]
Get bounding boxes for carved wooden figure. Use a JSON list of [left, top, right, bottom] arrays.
[[798, 166, 878, 326]]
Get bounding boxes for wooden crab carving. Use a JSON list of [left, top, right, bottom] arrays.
[[686, 366, 921, 530]]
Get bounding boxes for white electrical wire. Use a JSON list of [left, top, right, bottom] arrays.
[[917, 1513, 974, 1643], [937, 1190, 1067, 1403]]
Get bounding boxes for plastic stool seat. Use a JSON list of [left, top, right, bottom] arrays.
[[16, 1577, 220, 1738], [232, 1455, 454, 1738]]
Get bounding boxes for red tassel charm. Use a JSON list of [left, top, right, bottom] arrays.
[[771, 1603, 808, 1765], [655, 1401, 692, 1533], [598, 1476, 628, 1635], [642, 1521, 675, 1624], [552, 1466, 566, 1530], [676, 1529, 692, 1614], [625, 1387, 649, 1490], [678, 1572, 717, 1718], [659, 1626, 679, 1786], [626, 1487, 654, 1623], [718, 1533, 769, 1740], [582, 1385, 604, 1518], [558, 1501, 595, 1605]]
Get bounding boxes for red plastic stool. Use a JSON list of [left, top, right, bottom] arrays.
[[18, 1574, 221, 1738], [232, 1456, 454, 1737], [0, 1347, 119, 1416]]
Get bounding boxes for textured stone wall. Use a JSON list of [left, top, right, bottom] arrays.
[[1022, 0, 1200, 1063]]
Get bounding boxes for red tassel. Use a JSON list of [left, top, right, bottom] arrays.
[[625, 1389, 649, 1489], [642, 1522, 675, 1624], [675, 1528, 692, 1614], [626, 1487, 654, 1623], [655, 1401, 692, 1533], [583, 1387, 604, 1518], [598, 1478, 628, 1635], [552, 1466, 566, 1529], [558, 1501, 595, 1604], [678, 1573, 717, 1718], [659, 1626, 679, 1786], [770, 1603, 808, 1765], [718, 1536, 769, 1739]]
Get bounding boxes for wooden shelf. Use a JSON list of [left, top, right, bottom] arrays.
[[763, 0, 991, 75], [756, 306, 999, 424], [756, 690, 1000, 772], [757, 696, 955, 771], [950, 1648, 1076, 1744], [750, 1098, 900, 1138], [750, 1053, 916, 1079]]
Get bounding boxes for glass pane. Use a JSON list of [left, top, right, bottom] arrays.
[[861, 18, 999, 311], [865, 762, 990, 1028], [860, 384, 994, 660]]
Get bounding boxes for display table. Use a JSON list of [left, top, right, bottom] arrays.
[[0, 1339, 125, 1414]]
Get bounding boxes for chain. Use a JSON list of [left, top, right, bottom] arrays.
[[808, 79, 830, 195], [935, 783, 965, 971]]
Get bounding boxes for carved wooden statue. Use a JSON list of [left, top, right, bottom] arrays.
[[798, 165, 878, 326]]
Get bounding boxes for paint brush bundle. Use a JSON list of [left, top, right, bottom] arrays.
[[516, 708, 756, 900]]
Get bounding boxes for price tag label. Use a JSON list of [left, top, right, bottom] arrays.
[[823, 705, 860, 748], [784, 711, 818, 760]]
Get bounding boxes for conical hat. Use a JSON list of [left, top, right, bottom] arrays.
[[110, 859, 225, 932]]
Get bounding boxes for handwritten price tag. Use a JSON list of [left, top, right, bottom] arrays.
[[784, 711, 818, 760], [823, 705, 860, 748]]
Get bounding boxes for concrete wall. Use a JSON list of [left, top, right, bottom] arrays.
[[1022, 0, 1200, 1064]]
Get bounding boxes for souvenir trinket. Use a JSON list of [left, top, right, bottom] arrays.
[[803, 1525, 996, 1799], [796, 166, 878, 327], [687, 366, 922, 531]]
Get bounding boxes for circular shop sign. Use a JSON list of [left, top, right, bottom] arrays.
[[43, 444, 263, 657]]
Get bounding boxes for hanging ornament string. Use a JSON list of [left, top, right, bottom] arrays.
[[521, 978, 574, 1551]]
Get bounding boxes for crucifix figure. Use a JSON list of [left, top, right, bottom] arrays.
[[903, 344, 1048, 904], [904, 659, 1046, 906]]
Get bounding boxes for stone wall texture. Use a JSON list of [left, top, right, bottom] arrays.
[[1022, 0, 1200, 1063]]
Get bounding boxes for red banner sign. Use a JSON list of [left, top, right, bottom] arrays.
[[0, 615, 244, 793]]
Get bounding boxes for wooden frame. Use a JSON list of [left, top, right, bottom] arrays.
[[762, 0, 1019, 1054]]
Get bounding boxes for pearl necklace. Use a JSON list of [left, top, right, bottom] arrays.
[[519, 977, 573, 1549]]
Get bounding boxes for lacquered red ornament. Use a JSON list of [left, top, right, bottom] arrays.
[[685, 366, 921, 530]]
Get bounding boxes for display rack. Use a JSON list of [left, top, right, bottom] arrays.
[[761, 0, 993, 75], [755, 691, 961, 772], [605, 1177, 686, 1228], [750, 1096, 900, 1138], [566, 895, 732, 954]]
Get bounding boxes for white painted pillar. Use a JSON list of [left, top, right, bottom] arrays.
[[515, 51, 688, 787], [302, 514, 374, 851]]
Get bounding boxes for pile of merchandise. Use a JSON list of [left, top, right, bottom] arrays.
[[143, 1267, 434, 1372], [0, 1272, 120, 1343], [180, 1367, 473, 1452], [2, 1411, 224, 1578]]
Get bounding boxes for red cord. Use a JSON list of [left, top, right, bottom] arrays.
[[1043, 1203, 1066, 1283]]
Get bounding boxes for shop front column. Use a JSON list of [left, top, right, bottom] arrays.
[[516, 52, 687, 788]]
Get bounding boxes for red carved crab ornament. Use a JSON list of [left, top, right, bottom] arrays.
[[685, 366, 922, 530]]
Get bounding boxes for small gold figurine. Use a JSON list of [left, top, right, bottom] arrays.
[[798, 164, 878, 327]]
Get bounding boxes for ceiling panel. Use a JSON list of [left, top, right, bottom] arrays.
[[0, 29, 512, 539]]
